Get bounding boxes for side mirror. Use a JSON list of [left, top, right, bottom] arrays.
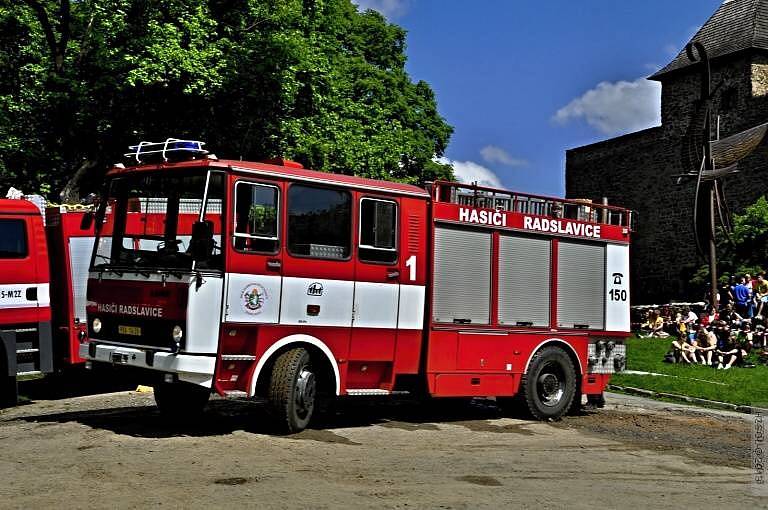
[[80, 212, 94, 230], [190, 220, 214, 262]]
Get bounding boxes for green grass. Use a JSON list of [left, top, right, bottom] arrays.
[[610, 336, 768, 407]]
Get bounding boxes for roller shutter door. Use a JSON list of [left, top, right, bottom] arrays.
[[432, 226, 491, 324], [557, 241, 605, 329], [498, 235, 550, 327]]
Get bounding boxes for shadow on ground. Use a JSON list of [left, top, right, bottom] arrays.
[[14, 395, 594, 440], [18, 366, 141, 402]]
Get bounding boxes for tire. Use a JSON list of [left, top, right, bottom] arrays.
[[0, 351, 17, 408], [520, 346, 577, 420], [153, 381, 210, 419], [268, 348, 317, 434], [0, 375, 17, 408]]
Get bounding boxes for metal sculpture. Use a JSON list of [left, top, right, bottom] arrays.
[[677, 42, 768, 309]]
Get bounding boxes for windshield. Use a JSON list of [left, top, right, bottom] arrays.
[[92, 170, 224, 272]]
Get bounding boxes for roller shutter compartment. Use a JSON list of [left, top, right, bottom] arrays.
[[557, 241, 605, 329], [498, 235, 551, 327], [432, 226, 491, 325]]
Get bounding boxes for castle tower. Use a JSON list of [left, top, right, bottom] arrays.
[[566, 0, 768, 303]]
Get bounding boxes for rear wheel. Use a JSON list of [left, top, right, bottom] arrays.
[[520, 346, 577, 420], [0, 376, 17, 408], [0, 352, 17, 408], [268, 348, 316, 434], [153, 381, 210, 419]]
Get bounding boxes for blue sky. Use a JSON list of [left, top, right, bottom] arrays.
[[355, 0, 723, 197]]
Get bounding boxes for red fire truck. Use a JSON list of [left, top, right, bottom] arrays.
[[81, 140, 632, 432], [0, 199, 94, 406]]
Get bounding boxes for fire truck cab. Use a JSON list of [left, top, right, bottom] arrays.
[[82, 140, 632, 432]]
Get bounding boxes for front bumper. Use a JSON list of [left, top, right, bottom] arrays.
[[80, 341, 215, 387]]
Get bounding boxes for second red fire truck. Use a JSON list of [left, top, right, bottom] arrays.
[[82, 140, 631, 432], [0, 199, 94, 405]]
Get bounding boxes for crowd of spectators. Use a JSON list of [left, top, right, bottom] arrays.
[[635, 273, 768, 368]]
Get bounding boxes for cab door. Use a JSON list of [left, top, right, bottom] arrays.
[[223, 177, 283, 324], [348, 195, 400, 387], [280, 183, 355, 330]]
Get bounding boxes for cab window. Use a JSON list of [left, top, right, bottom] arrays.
[[288, 184, 351, 260], [0, 219, 28, 258], [233, 182, 279, 253], [359, 198, 397, 264]]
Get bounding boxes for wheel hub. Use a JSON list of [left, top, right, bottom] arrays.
[[537, 371, 564, 407], [295, 369, 316, 417]]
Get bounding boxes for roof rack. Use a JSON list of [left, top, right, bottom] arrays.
[[433, 180, 637, 230], [125, 138, 208, 164]]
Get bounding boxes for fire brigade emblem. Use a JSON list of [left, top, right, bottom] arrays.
[[241, 284, 267, 315]]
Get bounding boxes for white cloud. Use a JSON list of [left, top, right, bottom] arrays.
[[553, 78, 661, 136], [480, 145, 527, 167], [437, 157, 503, 188], [353, 0, 409, 18]]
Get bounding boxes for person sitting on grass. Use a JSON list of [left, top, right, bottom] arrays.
[[695, 327, 718, 366], [716, 331, 750, 370], [671, 329, 698, 364], [638, 309, 656, 338], [646, 309, 668, 338]]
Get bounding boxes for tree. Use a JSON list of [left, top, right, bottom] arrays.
[[688, 195, 768, 294], [0, 0, 453, 200]]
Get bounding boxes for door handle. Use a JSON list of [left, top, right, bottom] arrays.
[[267, 260, 281, 270], [387, 270, 400, 279]]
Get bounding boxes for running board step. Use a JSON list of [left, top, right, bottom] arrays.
[[223, 390, 248, 399], [16, 348, 39, 355], [17, 370, 42, 377], [346, 389, 410, 396], [220, 355, 257, 361]]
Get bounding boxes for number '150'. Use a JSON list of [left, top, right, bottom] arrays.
[[609, 289, 627, 301]]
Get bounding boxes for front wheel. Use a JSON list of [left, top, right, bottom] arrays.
[[520, 346, 577, 420], [153, 381, 210, 419], [268, 348, 316, 433]]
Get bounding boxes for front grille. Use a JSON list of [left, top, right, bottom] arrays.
[[89, 317, 185, 351]]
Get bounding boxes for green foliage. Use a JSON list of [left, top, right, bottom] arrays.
[[248, 203, 276, 234], [0, 0, 453, 198], [689, 195, 768, 292]]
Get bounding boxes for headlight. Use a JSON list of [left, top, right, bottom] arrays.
[[172, 325, 183, 342], [92, 318, 102, 334]]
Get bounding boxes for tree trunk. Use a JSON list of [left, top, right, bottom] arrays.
[[59, 159, 100, 203]]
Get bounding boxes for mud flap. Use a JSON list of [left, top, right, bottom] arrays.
[[0, 330, 17, 376], [38, 321, 53, 373]]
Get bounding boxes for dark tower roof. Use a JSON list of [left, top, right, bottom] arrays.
[[650, 0, 768, 80]]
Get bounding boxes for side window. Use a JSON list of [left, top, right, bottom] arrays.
[[0, 219, 28, 258], [233, 182, 279, 253], [359, 198, 397, 264], [288, 184, 351, 259]]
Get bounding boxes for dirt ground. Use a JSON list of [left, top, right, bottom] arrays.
[[0, 382, 765, 509]]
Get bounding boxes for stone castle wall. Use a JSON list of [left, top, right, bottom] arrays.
[[566, 51, 768, 304]]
